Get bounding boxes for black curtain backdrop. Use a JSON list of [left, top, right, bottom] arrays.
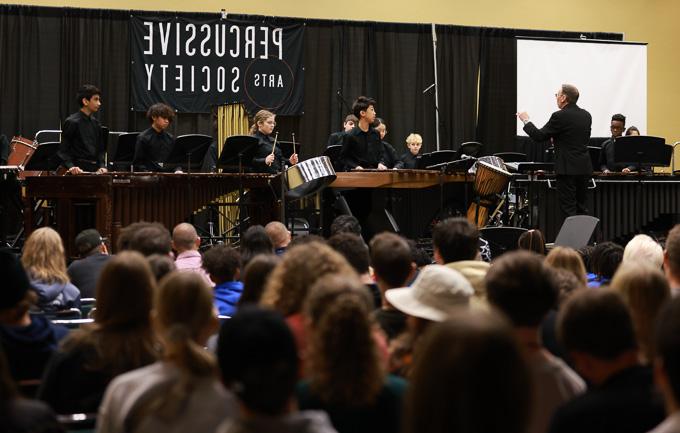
[[0, 5, 622, 160]]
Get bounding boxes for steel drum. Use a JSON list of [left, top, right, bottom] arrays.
[[285, 156, 336, 199]]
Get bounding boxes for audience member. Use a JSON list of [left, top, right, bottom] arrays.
[[518, 229, 546, 255], [623, 234, 663, 269], [406, 239, 432, 269], [298, 275, 406, 433], [611, 263, 670, 364], [237, 254, 280, 307], [327, 233, 380, 308], [589, 241, 624, 287], [545, 246, 588, 287], [549, 289, 665, 433], [21, 227, 80, 312], [67, 229, 110, 298], [329, 215, 362, 237], [369, 233, 415, 341], [127, 222, 172, 257], [432, 217, 489, 305], [663, 224, 680, 296], [217, 307, 337, 433], [650, 297, 680, 433], [288, 234, 327, 248], [97, 272, 237, 433], [485, 251, 585, 433], [116, 221, 154, 251], [240, 225, 274, 267], [172, 223, 211, 286], [385, 265, 473, 375], [403, 310, 530, 433], [146, 254, 176, 282], [0, 345, 61, 433], [0, 251, 68, 382], [202, 245, 243, 317], [38, 252, 157, 414], [264, 221, 291, 255], [260, 242, 356, 356]]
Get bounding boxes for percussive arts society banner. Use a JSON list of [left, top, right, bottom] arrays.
[[131, 16, 305, 114]]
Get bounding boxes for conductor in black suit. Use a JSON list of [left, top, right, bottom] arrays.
[[517, 84, 593, 219]]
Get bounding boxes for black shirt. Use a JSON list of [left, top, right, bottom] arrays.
[[399, 152, 419, 169], [327, 130, 346, 148], [57, 110, 105, 170], [599, 137, 636, 172], [133, 127, 175, 172], [67, 253, 111, 299], [251, 130, 287, 174], [340, 126, 385, 171], [382, 141, 399, 169]]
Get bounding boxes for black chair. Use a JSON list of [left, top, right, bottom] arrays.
[[480, 226, 528, 259], [493, 152, 527, 163], [459, 141, 483, 157]]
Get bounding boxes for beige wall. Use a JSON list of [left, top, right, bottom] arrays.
[[7, 0, 679, 142]]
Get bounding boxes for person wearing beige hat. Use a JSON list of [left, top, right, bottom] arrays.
[[384, 264, 474, 376]]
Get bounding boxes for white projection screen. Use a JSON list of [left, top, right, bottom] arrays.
[[516, 38, 647, 137]]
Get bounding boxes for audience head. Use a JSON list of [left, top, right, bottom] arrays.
[[654, 297, 680, 409], [260, 242, 356, 316], [405, 133, 423, 156], [171, 223, 200, 254], [127, 222, 172, 256], [264, 221, 291, 250], [404, 311, 530, 433], [304, 275, 382, 406], [116, 221, 153, 251], [218, 306, 298, 416], [591, 241, 624, 281], [146, 254, 176, 282], [386, 264, 473, 322], [240, 225, 274, 266], [551, 268, 586, 306], [664, 224, 680, 285], [21, 227, 69, 284], [626, 126, 640, 136], [486, 251, 558, 328], [407, 238, 433, 268], [370, 232, 414, 289], [432, 217, 480, 264], [0, 251, 36, 324], [545, 246, 587, 286], [558, 289, 637, 383], [611, 263, 670, 363], [327, 233, 369, 276], [288, 234, 326, 248], [517, 229, 545, 255], [155, 272, 218, 375], [577, 245, 595, 273], [238, 254, 280, 307], [202, 245, 241, 284], [610, 113, 626, 138], [75, 228, 106, 257], [623, 234, 663, 269], [343, 114, 358, 132], [330, 215, 362, 237]]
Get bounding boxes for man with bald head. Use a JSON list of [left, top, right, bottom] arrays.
[[264, 221, 291, 255], [172, 222, 212, 285]]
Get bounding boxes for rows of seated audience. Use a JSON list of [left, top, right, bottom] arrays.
[[4, 214, 680, 433]]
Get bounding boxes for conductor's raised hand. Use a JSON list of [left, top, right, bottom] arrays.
[[517, 112, 530, 123]]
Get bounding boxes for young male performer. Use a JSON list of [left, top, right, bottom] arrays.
[[340, 96, 387, 171], [57, 85, 107, 175], [133, 103, 176, 172]]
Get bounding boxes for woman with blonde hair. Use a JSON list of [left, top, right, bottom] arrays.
[[21, 227, 80, 312], [38, 251, 158, 414], [297, 275, 406, 433], [545, 246, 587, 287], [250, 109, 298, 173], [97, 272, 236, 433], [611, 263, 670, 364]]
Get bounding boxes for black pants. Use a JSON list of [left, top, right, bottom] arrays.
[[556, 175, 589, 220]]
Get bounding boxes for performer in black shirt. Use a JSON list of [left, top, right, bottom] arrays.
[[250, 110, 298, 174], [133, 103, 176, 172], [399, 133, 423, 169], [375, 118, 399, 169], [340, 96, 386, 171], [326, 114, 357, 148], [599, 113, 635, 174], [57, 84, 107, 174]]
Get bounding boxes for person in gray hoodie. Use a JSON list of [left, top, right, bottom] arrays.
[[21, 227, 80, 312], [217, 307, 337, 433]]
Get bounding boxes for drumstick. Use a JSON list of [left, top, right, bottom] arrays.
[[270, 132, 279, 156], [292, 132, 296, 155]]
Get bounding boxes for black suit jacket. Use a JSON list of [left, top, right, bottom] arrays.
[[523, 104, 593, 175]]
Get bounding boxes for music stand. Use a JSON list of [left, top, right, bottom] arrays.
[[323, 145, 343, 171], [613, 136, 671, 170], [417, 150, 459, 169], [588, 146, 601, 171], [165, 134, 213, 174], [25, 142, 61, 172], [109, 132, 139, 172]]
